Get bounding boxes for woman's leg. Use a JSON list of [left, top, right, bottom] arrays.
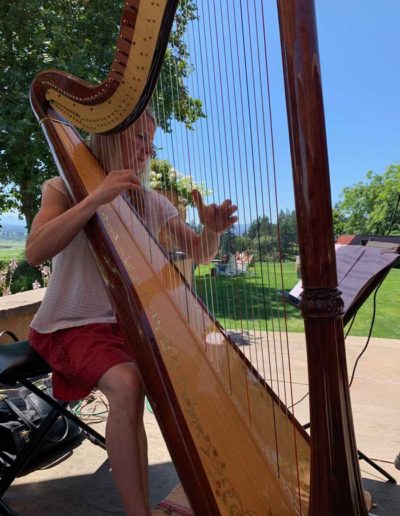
[[97, 362, 150, 516]]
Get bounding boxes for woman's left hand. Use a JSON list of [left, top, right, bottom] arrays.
[[192, 189, 238, 234]]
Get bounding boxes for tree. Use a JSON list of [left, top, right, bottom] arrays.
[[334, 165, 400, 236], [219, 227, 236, 256], [245, 215, 273, 240], [277, 209, 297, 259], [0, 0, 203, 228], [234, 235, 252, 254]]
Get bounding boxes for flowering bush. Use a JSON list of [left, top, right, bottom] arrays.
[[32, 263, 51, 289], [149, 159, 211, 207], [0, 259, 18, 296], [0, 258, 51, 295], [38, 264, 51, 287]]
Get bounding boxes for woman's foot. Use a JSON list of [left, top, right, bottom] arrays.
[[363, 489, 373, 511]]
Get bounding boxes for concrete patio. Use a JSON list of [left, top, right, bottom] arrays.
[[1, 332, 400, 515]]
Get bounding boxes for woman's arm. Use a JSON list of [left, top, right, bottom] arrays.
[[26, 170, 142, 266], [162, 190, 238, 265]]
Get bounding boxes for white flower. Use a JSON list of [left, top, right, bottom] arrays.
[[8, 259, 18, 272], [40, 265, 51, 277], [32, 280, 41, 290]]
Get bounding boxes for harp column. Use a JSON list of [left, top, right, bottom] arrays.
[[277, 1, 368, 515]]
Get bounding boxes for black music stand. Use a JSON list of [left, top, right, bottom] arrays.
[[285, 235, 400, 484]]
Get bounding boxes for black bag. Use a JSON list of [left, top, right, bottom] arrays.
[[0, 377, 82, 472]]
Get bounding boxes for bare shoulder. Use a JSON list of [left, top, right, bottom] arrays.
[[42, 176, 68, 197], [30, 178, 70, 230]]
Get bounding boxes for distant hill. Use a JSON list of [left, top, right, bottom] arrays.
[[1, 224, 27, 236], [0, 213, 25, 227], [0, 213, 27, 241]]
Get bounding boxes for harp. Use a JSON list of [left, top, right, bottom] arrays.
[[30, 1, 368, 514]]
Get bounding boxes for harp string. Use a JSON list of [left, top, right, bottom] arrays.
[[179, 1, 214, 332], [257, 1, 303, 496], [91, 0, 305, 498], [233, 0, 271, 383], [226, 0, 284, 459], [195, 0, 301, 485], [209, 0, 271, 423], [183, 0, 229, 345], [162, 9, 199, 322], [248, 0, 289, 407], [154, 13, 202, 328], [202, 0, 241, 362], [157, 3, 300, 472], [186, 0, 241, 369]]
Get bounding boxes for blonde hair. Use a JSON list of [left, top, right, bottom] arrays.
[[89, 107, 156, 180]]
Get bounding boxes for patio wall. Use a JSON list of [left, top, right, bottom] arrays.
[[0, 288, 45, 343]]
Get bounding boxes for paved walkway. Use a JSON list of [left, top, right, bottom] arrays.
[[2, 334, 400, 515]]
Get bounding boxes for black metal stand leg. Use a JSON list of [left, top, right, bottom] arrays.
[[303, 422, 397, 485], [358, 449, 397, 484], [0, 406, 62, 497], [19, 380, 106, 450]]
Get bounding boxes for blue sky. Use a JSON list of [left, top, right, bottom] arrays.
[[4, 1, 399, 228], [316, 0, 400, 205], [155, 0, 400, 224]]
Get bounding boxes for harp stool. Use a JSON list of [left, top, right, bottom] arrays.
[[0, 330, 106, 516]]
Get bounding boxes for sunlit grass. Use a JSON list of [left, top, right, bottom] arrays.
[[194, 261, 400, 339], [0, 241, 26, 262]]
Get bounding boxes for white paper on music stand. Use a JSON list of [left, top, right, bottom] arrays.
[[289, 244, 399, 313]]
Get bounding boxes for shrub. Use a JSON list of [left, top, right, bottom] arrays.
[[10, 260, 42, 294]]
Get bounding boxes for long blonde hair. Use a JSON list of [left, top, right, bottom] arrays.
[[89, 107, 156, 181], [89, 108, 156, 215]]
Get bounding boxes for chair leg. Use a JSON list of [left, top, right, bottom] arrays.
[[19, 379, 106, 450], [0, 405, 63, 497], [358, 449, 397, 484]]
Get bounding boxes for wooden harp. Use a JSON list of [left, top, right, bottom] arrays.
[[30, 1, 368, 514]]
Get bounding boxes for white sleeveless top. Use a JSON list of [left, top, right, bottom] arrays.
[[31, 177, 178, 333]]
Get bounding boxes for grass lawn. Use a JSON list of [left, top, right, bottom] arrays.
[[0, 241, 26, 262], [194, 261, 400, 339]]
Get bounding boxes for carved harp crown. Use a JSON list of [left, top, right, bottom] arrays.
[[31, 0, 178, 133], [30, 1, 369, 515]]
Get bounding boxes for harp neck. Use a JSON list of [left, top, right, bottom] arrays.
[[30, 0, 179, 134]]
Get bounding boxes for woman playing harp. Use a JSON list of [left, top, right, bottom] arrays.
[[25, 108, 238, 515], [27, 0, 376, 512]]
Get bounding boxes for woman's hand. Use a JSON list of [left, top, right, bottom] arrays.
[[90, 169, 142, 207], [192, 189, 238, 234]]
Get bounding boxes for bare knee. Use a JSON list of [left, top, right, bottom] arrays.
[[97, 362, 144, 419]]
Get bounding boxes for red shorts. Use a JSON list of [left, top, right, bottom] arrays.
[[29, 323, 133, 401]]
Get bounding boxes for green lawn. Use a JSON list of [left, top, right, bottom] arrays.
[[194, 261, 400, 339], [1, 246, 398, 339], [0, 241, 26, 262]]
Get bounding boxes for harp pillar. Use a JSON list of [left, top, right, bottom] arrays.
[[277, 1, 368, 514]]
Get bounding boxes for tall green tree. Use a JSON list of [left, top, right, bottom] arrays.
[[219, 227, 236, 256], [334, 164, 400, 235], [277, 209, 297, 258], [0, 0, 203, 228], [245, 215, 273, 240]]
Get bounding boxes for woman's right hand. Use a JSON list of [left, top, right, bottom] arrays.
[[90, 169, 142, 207]]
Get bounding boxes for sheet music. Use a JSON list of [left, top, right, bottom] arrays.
[[289, 244, 399, 313]]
